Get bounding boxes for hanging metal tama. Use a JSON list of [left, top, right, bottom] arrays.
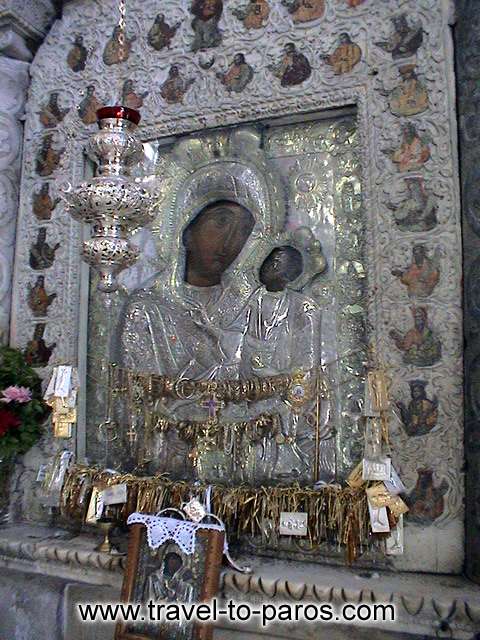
[[61, 106, 156, 292]]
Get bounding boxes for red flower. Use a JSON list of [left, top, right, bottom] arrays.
[[0, 407, 21, 437]]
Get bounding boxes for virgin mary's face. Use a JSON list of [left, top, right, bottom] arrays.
[[183, 200, 255, 287]]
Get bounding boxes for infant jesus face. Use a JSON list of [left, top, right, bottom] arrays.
[[259, 245, 303, 292]]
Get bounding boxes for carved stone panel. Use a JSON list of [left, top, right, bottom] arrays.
[[0, 57, 29, 343], [10, 0, 463, 574]]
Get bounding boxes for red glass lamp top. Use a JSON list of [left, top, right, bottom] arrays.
[[96, 105, 141, 125]]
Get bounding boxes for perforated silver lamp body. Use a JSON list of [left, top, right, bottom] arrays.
[[62, 106, 155, 292]]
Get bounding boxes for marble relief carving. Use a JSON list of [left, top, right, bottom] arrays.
[[0, 57, 29, 343], [10, 0, 463, 574]]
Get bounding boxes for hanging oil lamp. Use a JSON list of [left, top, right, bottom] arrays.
[[61, 1, 157, 292]]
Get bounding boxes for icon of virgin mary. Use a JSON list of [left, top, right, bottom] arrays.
[[117, 129, 323, 484]]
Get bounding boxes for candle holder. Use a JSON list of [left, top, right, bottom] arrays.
[[95, 516, 121, 554]]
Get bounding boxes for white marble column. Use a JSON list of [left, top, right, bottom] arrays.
[[0, 56, 29, 343]]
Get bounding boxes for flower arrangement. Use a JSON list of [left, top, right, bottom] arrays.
[[0, 346, 47, 462]]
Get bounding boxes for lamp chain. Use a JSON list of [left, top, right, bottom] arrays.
[[118, 0, 126, 51]]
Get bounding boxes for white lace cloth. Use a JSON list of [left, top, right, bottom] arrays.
[[127, 513, 225, 555]]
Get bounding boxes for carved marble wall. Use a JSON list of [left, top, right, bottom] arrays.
[[0, 1, 58, 342], [0, 58, 29, 343], [9, 0, 463, 574], [455, 0, 480, 583]]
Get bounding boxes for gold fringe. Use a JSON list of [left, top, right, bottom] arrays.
[[61, 465, 370, 563]]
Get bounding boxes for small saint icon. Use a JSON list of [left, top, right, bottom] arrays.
[[78, 85, 104, 125], [38, 92, 69, 129], [33, 183, 59, 221], [322, 33, 362, 75], [35, 134, 65, 177], [29, 227, 60, 270], [67, 35, 88, 72], [24, 323, 56, 367], [217, 53, 254, 93], [160, 66, 195, 104], [148, 14, 180, 51], [27, 275, 57, 317]]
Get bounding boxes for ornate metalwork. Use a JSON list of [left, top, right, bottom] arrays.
[[61, 108, 156, 292]]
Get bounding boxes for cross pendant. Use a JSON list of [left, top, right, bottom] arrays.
[[200, 393, 225, 423], [126, 426, 137, 445]]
